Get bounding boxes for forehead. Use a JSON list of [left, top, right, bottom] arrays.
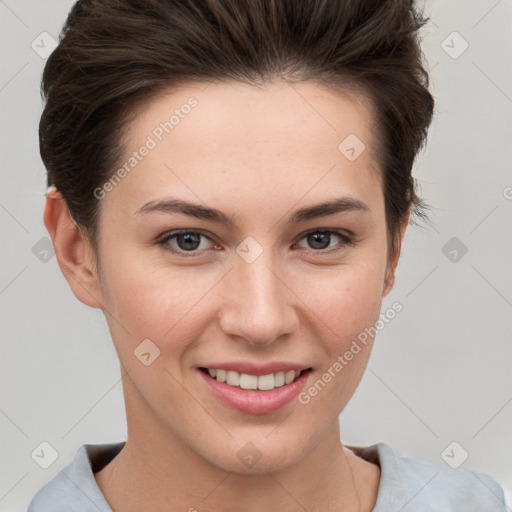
[[108, 79, 383, 217], [129, 79, 377, 159]]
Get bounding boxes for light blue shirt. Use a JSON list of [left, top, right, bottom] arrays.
[[28, 441, 508, 511]]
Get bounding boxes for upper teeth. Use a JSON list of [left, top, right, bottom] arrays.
[[207, 369, 301, 390]]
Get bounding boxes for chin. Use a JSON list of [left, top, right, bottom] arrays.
[[196, 431, 312, 475]]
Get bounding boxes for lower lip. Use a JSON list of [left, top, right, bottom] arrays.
[[198, 368, 311, 415]]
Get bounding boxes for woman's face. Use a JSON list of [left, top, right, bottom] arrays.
[[75, 80, 403, 473]]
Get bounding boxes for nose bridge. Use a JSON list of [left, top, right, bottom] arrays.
[[219, 246, 296, 345]]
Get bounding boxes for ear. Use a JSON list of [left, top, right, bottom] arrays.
[[382, 208, 410, 297], [44, 187, 104, 309]]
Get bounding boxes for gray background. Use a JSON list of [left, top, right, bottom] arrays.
[[1, 0, 511, 510]]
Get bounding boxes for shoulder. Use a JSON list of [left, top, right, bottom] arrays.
[[27, 442, 124, 512], [347, 442, 508, 512]]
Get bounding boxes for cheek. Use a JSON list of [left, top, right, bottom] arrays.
[[297, 257, 386, 336], [97, 244, 231, 380], [292, 260, 385, 408], [100, 260, 216, 344]]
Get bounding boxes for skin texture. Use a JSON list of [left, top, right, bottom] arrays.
[[44, 80, 409, 512]]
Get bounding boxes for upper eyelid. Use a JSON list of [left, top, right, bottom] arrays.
[[295, 227, 354, 240]]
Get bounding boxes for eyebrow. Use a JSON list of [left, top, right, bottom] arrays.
[[135, 196, 369, 227]]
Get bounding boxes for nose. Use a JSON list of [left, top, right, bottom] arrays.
[[218, 248, 299, 346]]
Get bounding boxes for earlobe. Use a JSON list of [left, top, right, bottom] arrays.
[[43, 187, 104, 309]]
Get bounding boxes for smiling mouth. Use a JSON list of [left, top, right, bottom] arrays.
[[199, 367, 312, 391]]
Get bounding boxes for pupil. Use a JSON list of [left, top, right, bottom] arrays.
[[178, 232, 200, 251], [308, 232, 330, 250]]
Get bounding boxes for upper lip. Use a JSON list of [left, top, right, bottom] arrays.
[[199, 362, 312, 376]]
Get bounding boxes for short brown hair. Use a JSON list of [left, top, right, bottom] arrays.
[[40, 0, 435, 258]]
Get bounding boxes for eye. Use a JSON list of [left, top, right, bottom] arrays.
[[158, 230, 216, 256], [158, 228, 355, 257], [295, 229, 354, 253]]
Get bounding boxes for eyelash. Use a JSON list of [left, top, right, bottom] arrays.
[[157, 229, 355, 258]]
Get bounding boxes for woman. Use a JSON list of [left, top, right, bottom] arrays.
[[28, 0, 507, 510]]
